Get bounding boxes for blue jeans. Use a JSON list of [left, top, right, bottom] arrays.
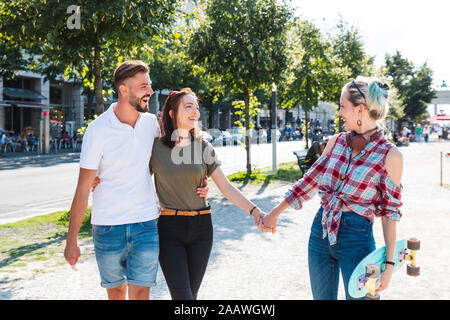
[[92, 219, 159, 289], [308, 207, 376, 300]]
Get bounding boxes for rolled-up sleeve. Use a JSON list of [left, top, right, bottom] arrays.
[[376, 169, 402, 220], [284, 153, 328, 210]]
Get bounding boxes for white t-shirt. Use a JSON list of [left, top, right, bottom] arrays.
[[79, 103, 160, 225]]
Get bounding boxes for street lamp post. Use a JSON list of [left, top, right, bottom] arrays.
[[271, 83, 277, 174]]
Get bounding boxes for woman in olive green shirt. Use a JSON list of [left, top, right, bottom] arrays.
[[151, 88, 270, 300]]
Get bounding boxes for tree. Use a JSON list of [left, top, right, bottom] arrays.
[[385, 51, 435, 121], [0, 39, 28, 79], [189, 0, 293, 175], [329, 16, 374, 79], [0, 0, 178, 115], [328, 17, 374, 132], [130, 14, 223, 119], [402, 63, 435, 120], [281, 19, 347, 147]]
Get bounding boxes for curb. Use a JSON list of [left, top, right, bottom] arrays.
[[0, 152, 80, 162]]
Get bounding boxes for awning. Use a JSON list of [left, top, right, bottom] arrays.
[[2, 87, 47, 100], [15, 102, 50, 109], [0, 101, 50, 109], [422, 115, 450, 122]]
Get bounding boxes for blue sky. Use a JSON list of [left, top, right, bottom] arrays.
[[291, 0, 450, 89]]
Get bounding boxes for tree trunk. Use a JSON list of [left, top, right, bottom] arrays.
[[86, 90, 94, 120], [244, 86, 251, 176], [94, 47, 104, 115], [305, 110, 309, 149]]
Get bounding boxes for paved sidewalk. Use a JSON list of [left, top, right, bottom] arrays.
[[0, 141, 449, 300]]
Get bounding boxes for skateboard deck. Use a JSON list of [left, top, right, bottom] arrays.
[[348, 238, 409, 299]]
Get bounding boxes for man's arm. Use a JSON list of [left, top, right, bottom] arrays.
[[64, 168, 97, 267]]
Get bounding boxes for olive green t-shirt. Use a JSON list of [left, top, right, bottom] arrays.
[[150, 137, 221, 210]]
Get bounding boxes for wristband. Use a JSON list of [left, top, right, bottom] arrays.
[[249, 206, 258, 216], [385, 260, 395, 266]]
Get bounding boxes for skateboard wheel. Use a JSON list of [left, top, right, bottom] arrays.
[[365, 293, 380, 300], [407, 264, 420, 276], [407, 238, 420, 250]]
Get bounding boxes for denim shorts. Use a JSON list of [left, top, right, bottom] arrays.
[[92, 219, 159, 289]]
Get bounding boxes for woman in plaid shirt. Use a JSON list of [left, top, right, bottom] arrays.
[[262, 77, 403, 300]]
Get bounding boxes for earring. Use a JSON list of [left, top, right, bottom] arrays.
[[357, 120, 362, 127]]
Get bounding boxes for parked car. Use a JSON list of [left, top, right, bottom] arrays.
[[201, 130, 213, 143], [249, 128, 267, 144], [207, 129, 223, 146], [227, 127, 245, 145], [221, 131, 233, 146], [207, 129, 232, 146]]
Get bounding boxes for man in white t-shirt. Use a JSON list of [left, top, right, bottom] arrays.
[[64, 60, 161, 300]]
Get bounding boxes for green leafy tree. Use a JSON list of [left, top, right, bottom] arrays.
[[131, 14, 223, 120], [189, 0, 293, 175], [328, 17, 374, 132], [329, 16, 375, 80], [0, 39, 28, 79], [232, 92, 261, 139], [282, 19, 347, 147], [385, 51, 435, 121], [0, 0, 178, 115]]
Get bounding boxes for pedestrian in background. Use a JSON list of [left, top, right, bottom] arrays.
[[415, 124, 423, 143], [423, 124, 430, 143]]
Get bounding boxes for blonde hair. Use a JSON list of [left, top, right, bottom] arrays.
[[343, 76, 390, 121]]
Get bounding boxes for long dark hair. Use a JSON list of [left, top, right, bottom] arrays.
[[159, 88, 203, 148]]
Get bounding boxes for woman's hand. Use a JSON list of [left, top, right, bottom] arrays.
[[261, 210, 279, 234], [251, 209, 273, 233], [91, 176, 100, 192], [376, 264, 394, 294], [196, 178, 209, 200]]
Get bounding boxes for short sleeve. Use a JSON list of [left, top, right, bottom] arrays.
[[153, 115, 160, 138], [79, 124, 102, 170], [203, 140, 221, 177]]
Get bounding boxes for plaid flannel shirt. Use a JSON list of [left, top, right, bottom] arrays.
[[285, 130, 402, 245]]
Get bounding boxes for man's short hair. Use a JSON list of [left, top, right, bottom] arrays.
[[113, 60, 149, 91]]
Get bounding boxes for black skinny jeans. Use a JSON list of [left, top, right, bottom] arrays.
[[157, 214, 213, 300]]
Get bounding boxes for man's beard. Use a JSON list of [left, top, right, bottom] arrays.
[[129, 94, 150, 112]]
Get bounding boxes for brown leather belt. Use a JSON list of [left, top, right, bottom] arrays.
[[160, 207, 211, 216]]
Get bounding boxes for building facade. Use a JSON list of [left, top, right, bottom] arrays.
[[0, 71, 83, 153]]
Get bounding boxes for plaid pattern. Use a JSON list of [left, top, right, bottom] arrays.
[[285, 130, 402, 245]]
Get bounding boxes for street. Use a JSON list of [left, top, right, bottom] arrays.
[[0, 140, 306, 224]]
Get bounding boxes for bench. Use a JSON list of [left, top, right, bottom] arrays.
[[293, 150, 311, 176]]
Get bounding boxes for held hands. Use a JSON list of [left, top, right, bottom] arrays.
[[251, 208, 277, 234], [260, 210, 279, 234]]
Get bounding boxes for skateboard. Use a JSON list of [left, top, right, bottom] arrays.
[[348, 238, 420, 300]]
